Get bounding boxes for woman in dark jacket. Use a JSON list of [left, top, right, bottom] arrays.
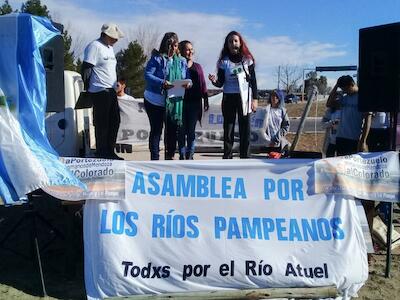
[[179, 40, 209, 160], [144, 32, 188, 160]]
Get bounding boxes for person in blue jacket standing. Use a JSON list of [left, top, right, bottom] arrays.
[[144, 32, 189, 160]]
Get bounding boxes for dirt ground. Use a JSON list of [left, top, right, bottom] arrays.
[[359, 244, 400, 300], [285, 100, 327, 119]]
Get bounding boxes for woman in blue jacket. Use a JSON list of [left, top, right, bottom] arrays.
[[144, 32, 188, 160]]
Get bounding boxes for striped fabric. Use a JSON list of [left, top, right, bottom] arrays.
[[0, 14, 84, 205]]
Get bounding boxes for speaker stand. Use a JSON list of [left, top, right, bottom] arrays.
[[384, 111, 398, 278], [0, 193, 65, 296]]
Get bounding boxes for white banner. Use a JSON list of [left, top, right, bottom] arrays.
[[43, 152, 399, 204], [116, 97, 149, 146], [84, 159, 369, 299], [43, 158, 125, 201], [315, 151, 400, 202], [116, 94, 269, 148]]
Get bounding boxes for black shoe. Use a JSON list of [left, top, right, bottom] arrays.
[[165, 151, 175, 160], [110, 154, 124, 160]]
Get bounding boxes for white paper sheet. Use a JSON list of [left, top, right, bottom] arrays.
[[167, 79, 192, 98]]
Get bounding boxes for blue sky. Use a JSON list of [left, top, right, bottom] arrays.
[[8, 0, 400, 88]]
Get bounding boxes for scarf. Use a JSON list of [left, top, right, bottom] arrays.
[[165, 54, 184, 126]]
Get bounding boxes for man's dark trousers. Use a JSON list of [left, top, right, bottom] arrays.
[[92, 89, 120, 158]]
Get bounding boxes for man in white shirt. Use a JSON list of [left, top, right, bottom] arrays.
[[81, 23, 124, 159], [116, 78, 134, 101], [116, 77, 136, 132]]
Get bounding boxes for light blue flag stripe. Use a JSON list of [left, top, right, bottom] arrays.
[[0, 14, 85, 205]]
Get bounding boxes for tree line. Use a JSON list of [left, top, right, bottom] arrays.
[[0, 0, 147, 97]]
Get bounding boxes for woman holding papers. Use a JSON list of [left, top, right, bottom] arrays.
[[144, 32, 190, 160], [179, 40, 209, 160], [208, 31, 258, 159]]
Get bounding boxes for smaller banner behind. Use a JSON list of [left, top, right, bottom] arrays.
[[315, 151, 400, 202], [116, 97, 149, 146], [84, 159, 369, 300], [116, 94, 269, 148], [44, 157, 125, 201]]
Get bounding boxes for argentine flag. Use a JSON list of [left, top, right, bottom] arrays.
[[0, 13, 84, 205]]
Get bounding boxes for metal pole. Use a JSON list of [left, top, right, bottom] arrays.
[[385, 111, 398, 278], [107, 285, 339, 300], [385, 202, 393, 278], [29, 197, 48, 297], [34, 236, 48, 297]]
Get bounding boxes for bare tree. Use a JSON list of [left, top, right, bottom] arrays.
[[128, 23, 161, 59], [70, 31, 88, 60], [275, 64, 302, 93]]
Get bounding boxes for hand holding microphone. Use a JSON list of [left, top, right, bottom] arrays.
[[208, 74, 216, 84]]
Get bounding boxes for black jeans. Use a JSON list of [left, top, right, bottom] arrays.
[[336, 137, 358, 156], [326, 143, 337, 157], [165, 116, 185, 160], [222, 93, 250, 159], [182, 101, 200, 159], [92, 89, 120, 159], [144, 99, 165, 160], [367, 128, 390, 152]]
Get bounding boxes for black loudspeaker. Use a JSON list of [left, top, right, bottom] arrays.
[[41, 22, 65, 112], [358, 22, 400, 112]]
